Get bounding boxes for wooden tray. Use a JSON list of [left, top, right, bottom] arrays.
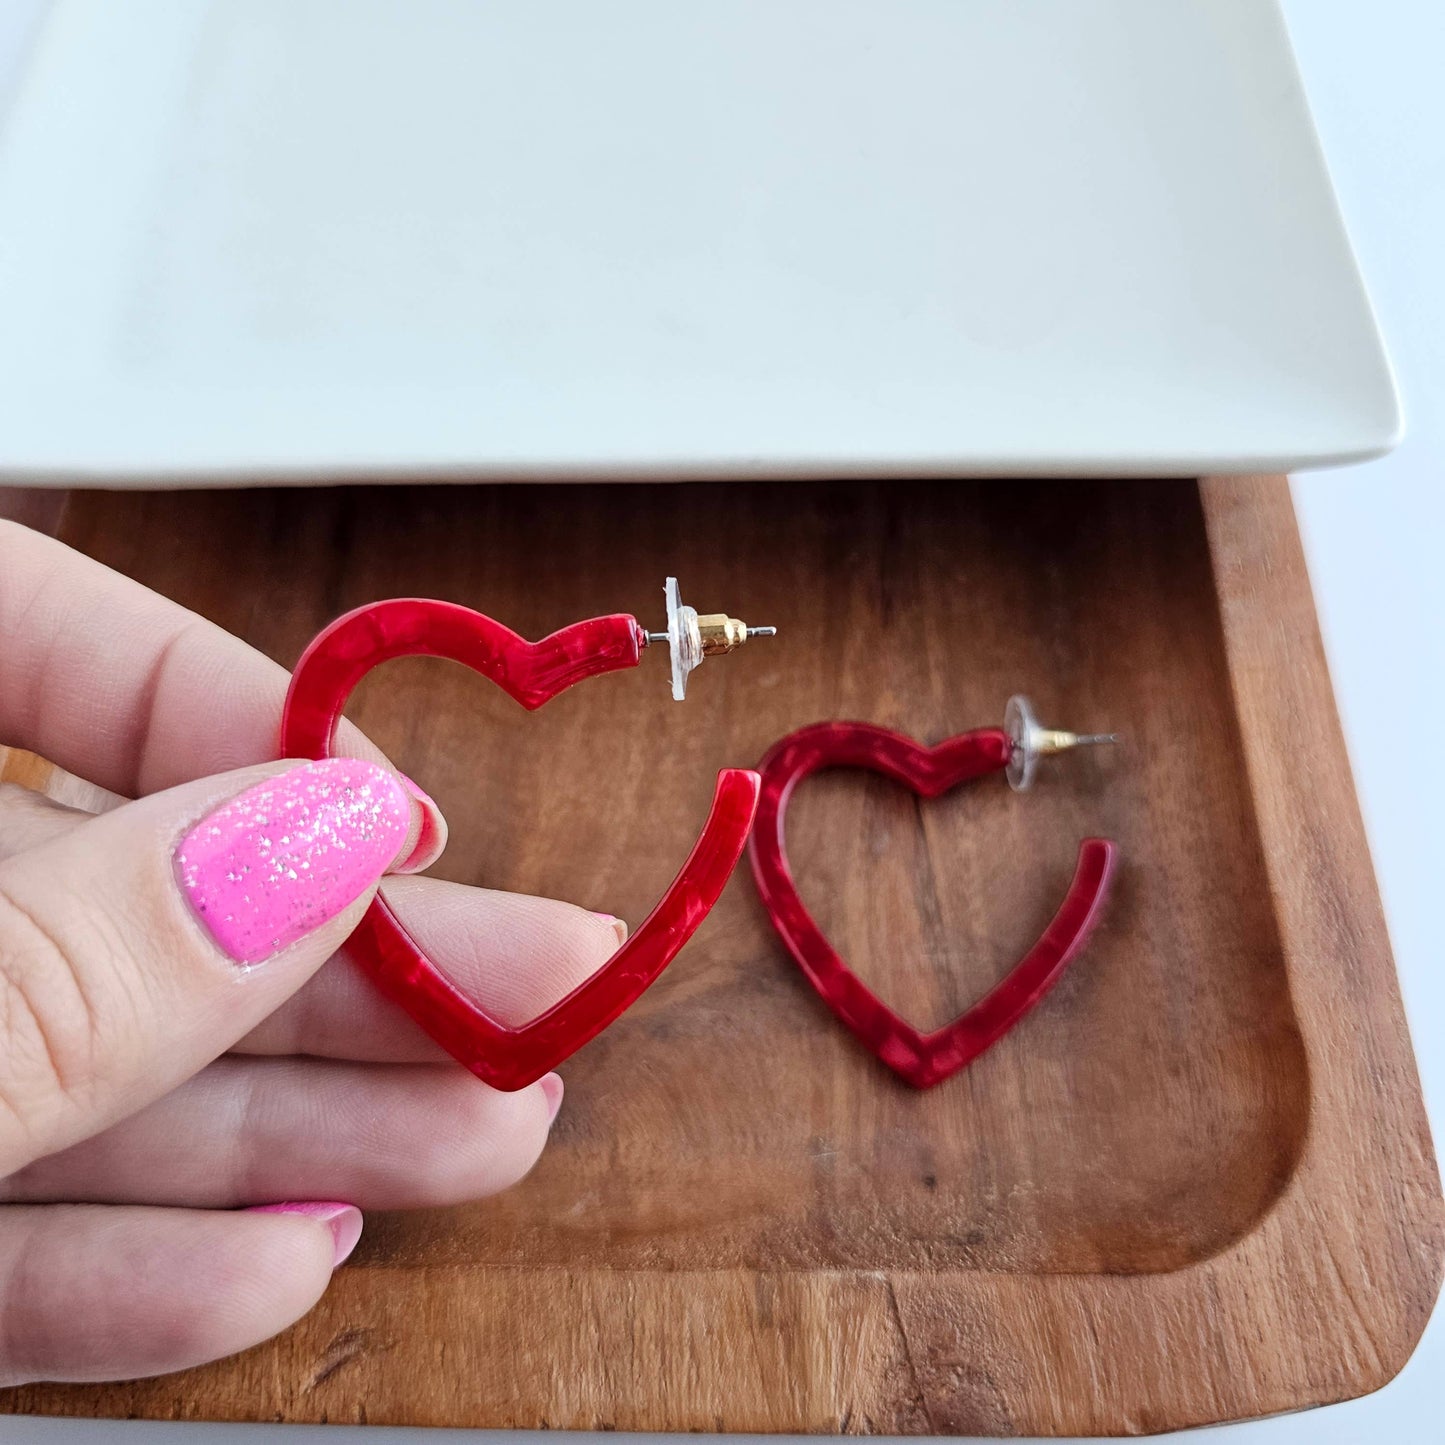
[[2, 476, 1440, 1434]]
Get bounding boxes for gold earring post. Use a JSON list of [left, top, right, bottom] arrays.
[[1005, 695, 1118, 791], [645, 578, 775, 699]]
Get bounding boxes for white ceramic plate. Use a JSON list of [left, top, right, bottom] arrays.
[[0, 0, 1399, 483]]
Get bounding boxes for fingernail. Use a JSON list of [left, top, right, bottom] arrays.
[[393, 772, 449, 874], [592, 912, 628, 946], [248, 1202, 364, 1267], [175, 759, 411, 964], [540, 1072, 565, 1123]]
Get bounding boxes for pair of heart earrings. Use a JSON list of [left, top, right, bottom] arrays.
[[280, 582, 1118, 1092]]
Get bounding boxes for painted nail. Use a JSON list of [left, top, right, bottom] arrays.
[[248, 1202, 364, 1267], [540, 1072, 565, 1123], [175, 759, 411, 964], [592, 912, 628, 946], [394, 772, 449, 874]]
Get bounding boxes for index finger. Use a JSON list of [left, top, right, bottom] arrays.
[[0, 520, 379, 798]]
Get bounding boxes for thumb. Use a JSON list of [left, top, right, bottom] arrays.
[[0, 758, 416, 1175]]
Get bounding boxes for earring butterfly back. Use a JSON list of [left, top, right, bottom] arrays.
[[648, 575, 777, 701], [1004, 693, 1119, 792]]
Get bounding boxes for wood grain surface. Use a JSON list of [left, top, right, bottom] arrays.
[[1, 476, 1440, 1433]]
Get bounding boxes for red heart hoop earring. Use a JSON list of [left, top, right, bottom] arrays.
[[749, 697, 1119, 1089], [280, 579, 772, 1091]]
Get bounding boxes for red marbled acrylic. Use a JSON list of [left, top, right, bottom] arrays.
[[749, 720, 1116, 1089], [281, 598, 760, 1091]]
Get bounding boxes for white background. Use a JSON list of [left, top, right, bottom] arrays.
[[3, 0, 1443, 1440]]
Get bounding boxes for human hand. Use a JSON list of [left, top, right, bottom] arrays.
[[0, 521, 620, 1384]]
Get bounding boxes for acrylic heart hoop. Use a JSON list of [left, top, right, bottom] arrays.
[[749, 707, 1118, 1089], [279, 588, 767, 1091]]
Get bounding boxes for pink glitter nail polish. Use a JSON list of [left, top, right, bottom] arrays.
[[248, 1202, 363, 1266], [394, 771, 449, 873], [540, 1071, 565, 1123], [175, 759, 410, 963]]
